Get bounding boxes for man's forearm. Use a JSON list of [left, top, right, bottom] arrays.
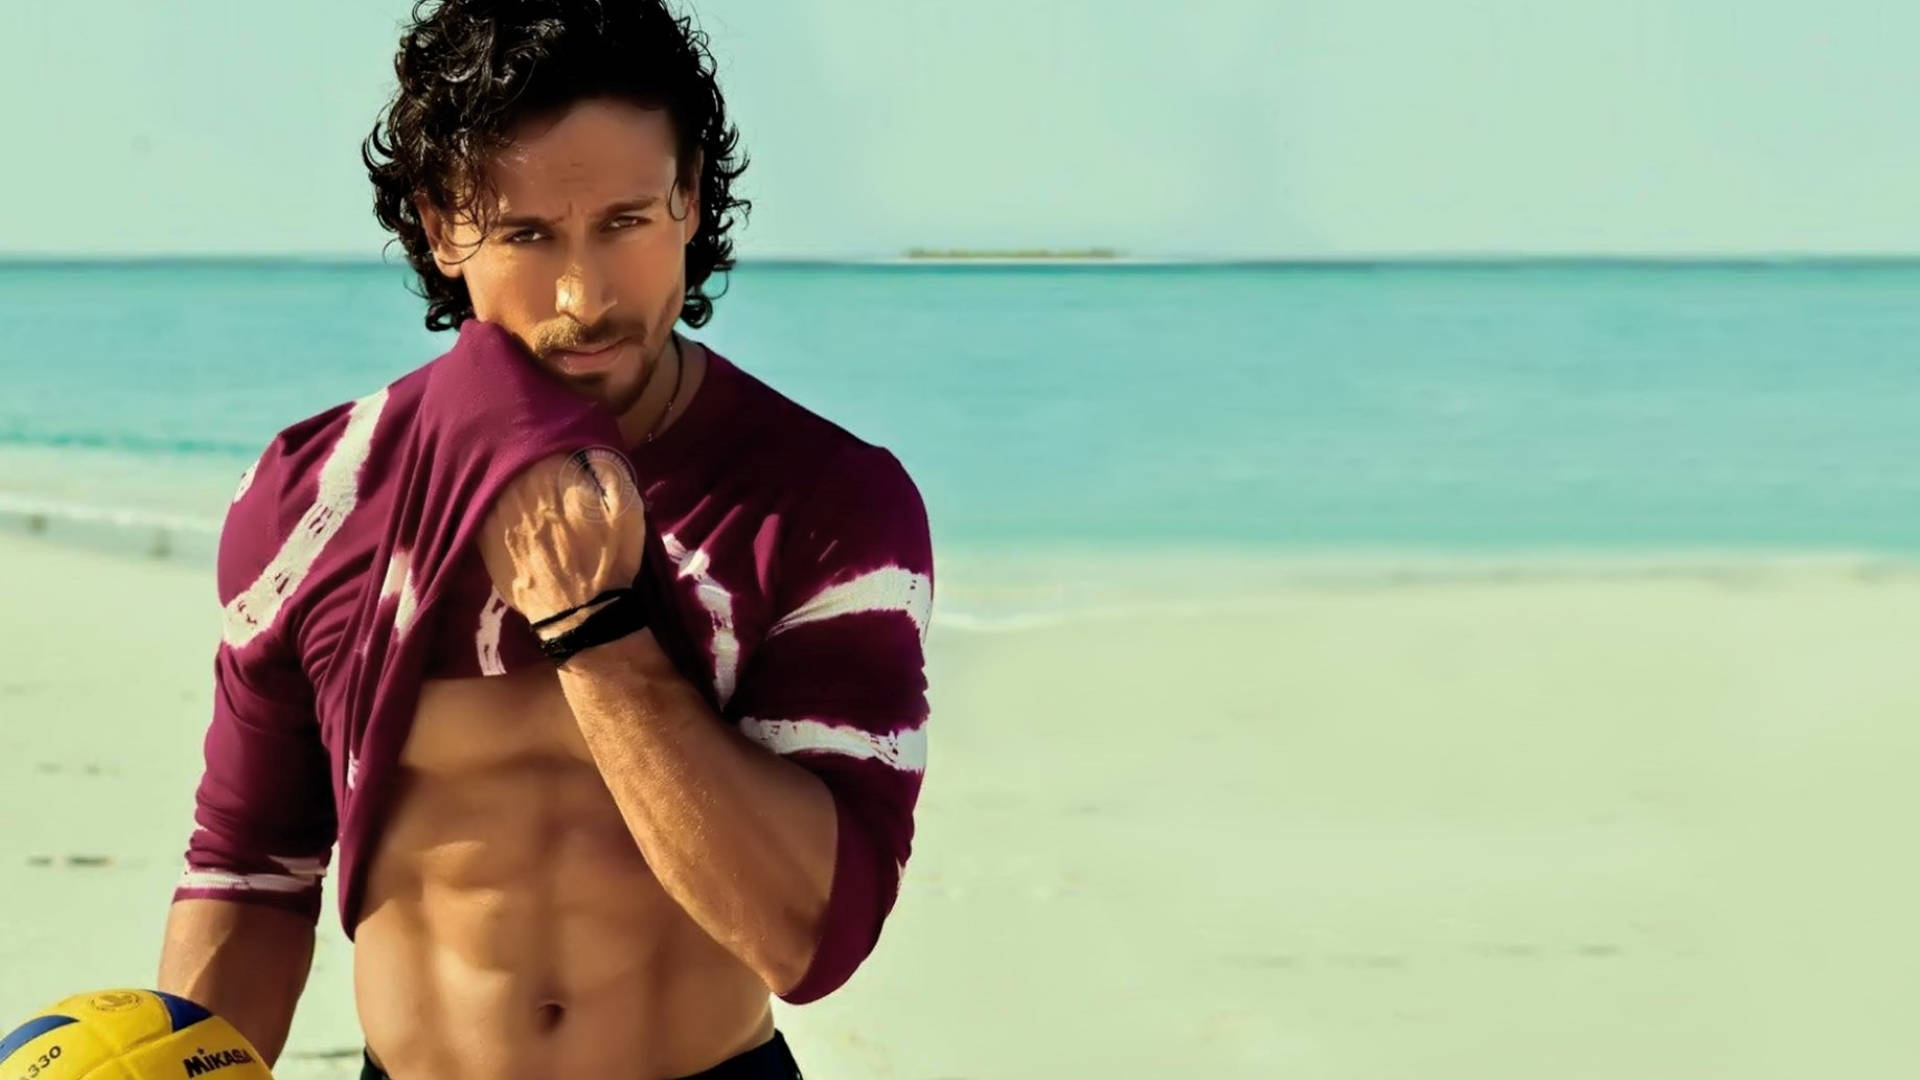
[[555, 629, 839, 994], [158, 899, 315, 1066]]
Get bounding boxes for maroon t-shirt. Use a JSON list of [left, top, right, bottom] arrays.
[[175, 320, 933, 1003]]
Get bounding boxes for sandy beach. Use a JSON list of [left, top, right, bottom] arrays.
[[4, 529, 1918, 1078]]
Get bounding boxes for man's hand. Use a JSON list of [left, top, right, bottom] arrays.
[[478, 447, 647, 627]]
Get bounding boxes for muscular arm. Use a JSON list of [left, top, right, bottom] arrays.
[[158, 900, 316, 1066], [165, 429, 337, 1064], [556, 630, 838, 995], [485, 445, 933, 1002]]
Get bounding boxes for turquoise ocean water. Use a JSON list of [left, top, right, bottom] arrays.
[[2, 259, 1917, 588]]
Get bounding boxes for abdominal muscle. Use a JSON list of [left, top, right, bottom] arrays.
[[353, 667, 774, 1080]]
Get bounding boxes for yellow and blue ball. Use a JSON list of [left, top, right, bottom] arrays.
[[0, 989, 271, 1079]]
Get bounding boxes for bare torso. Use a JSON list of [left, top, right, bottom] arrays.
[[354, 666, 774, 1080]]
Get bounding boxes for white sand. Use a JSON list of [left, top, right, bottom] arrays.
[[3, 531, 1918, 1077]]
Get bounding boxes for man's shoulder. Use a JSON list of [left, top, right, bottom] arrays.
[[236, 368, 430, 501], [720, 352, 914, 488], [714, 351, 929, 578], [217, 372, 427, 597]]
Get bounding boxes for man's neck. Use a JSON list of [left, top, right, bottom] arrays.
[[616, 335, 703, 450]]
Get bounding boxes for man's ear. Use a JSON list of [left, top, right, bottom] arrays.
[[415, 196, 467, 280], [680, 148, 704, 245]]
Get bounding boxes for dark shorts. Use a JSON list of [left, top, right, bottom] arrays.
[[360, 1031, 803, 1079]]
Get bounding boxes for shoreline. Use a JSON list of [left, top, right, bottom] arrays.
[[8, 503, 1920, 586], [8, 515, 1920, 644]]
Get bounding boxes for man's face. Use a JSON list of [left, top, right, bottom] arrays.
[[420, 98, 700, 415]]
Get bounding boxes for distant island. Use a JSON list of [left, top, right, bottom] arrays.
[[904, 247, 1123, 261]]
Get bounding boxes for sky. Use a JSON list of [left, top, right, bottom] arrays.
[[1, 0, 1914, 259]]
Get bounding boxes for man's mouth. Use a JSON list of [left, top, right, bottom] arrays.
[[549, 338, 629, 375]]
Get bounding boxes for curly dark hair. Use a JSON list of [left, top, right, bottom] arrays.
[[363, 0, 749, 332]]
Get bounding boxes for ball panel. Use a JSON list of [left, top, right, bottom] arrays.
[[0, 1016, 78, 1061], [123, 1020, 272, 1080], [43, 991, 171, 1055], [149, 995, 212, 1036], [0, 1017, 116, 1080]]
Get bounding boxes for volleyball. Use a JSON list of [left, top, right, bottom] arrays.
[[0, 989, 271, 1080]]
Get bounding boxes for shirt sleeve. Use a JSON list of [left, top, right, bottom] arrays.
[[173, 452, 337, 922], [727, 445, 935, 1004]]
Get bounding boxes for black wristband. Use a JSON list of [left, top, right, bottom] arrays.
[[534, 587, 650, 664], [529, 587, 629, 632]]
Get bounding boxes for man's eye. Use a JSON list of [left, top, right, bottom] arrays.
[[608, 216, 648, 231], [503, 229, 543, 244]]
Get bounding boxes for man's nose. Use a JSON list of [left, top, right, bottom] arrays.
[[554, 262, 616, 328]]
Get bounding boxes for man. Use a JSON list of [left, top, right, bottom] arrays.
[[155, 4, 934, 1079]]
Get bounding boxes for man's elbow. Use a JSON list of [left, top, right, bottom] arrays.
[[755, 928, 820, 1002], [735, 879, 830, 999], [764, 861, 889, 1004], [758, 784, 908, 1003]]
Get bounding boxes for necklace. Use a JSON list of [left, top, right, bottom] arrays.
[[642, 334, 687, 446]]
